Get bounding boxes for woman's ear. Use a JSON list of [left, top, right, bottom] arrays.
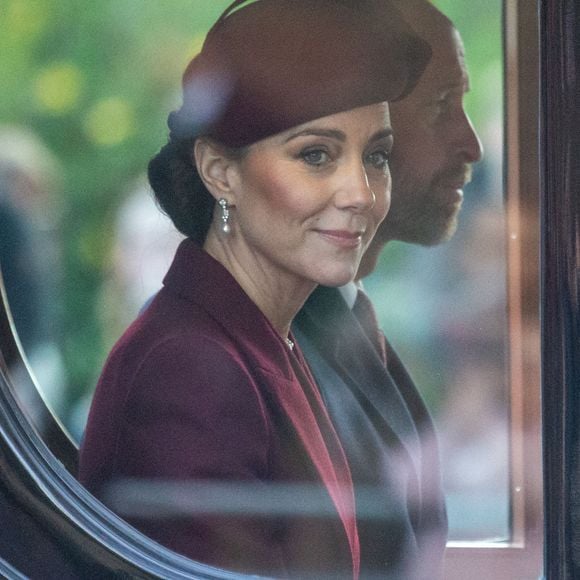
[[193, 138, 239, 202]]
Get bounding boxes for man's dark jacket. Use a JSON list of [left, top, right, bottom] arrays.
[[293, 285, 448, 579]]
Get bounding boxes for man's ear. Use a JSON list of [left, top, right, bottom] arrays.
[[193, 138, 239, 202]]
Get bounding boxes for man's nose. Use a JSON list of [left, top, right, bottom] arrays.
[[457, 110, 484, 163]]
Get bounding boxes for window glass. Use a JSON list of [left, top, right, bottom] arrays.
[[0, 1, 543, 577]]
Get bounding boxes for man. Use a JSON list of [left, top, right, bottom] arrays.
[[293, 1, 483, 577], [360, 0, 482, 277]]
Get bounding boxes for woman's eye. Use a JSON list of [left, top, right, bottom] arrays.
[[301, 149, 330, 166], [366, 150, 390, 169]]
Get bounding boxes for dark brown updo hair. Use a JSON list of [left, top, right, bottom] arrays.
[[147, 130, 212, 246], [148, 0, 432, 244]]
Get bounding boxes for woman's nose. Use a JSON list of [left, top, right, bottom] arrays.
[[336, 163, 377, 212]]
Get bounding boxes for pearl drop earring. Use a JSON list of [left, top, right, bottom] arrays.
[[218, 198, 231, 234]]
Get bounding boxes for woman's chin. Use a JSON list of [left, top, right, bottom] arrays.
[[312, 268, 357, 288]]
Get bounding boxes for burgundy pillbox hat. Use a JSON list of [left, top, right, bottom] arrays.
[[169, 0, 431, 148]]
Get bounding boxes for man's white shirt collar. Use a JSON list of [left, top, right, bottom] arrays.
[[338, 281, 362, 310]]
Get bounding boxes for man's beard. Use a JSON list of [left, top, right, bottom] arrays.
[[384, 196, 462, 246], [381, 163, 472, 246]]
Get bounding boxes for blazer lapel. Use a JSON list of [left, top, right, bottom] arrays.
[[296, 286, 422, 478]]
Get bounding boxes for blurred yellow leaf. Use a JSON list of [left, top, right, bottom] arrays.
[[84, 97, 135, 147], [34, 62, 83, 114], [5, 0, 50, 38]]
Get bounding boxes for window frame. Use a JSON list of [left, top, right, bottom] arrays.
[[444, 0, 544, 577], [540, 0, 580, 578]]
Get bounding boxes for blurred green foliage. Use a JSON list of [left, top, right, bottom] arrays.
[[435, 0, 503, 128], [0, 0, 231, 417]]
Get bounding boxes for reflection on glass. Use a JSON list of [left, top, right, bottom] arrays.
[[0, 0, 542, 578]]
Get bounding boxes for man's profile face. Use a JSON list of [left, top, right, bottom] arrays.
[[382, 25, 483, 246]]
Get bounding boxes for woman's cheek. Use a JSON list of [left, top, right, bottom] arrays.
[[374, 182, 391, 221]]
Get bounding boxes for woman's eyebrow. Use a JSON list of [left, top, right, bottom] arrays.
[[284, 128, 347, 143], [283, 127, 393, 144]]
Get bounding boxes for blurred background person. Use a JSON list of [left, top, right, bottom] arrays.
[[0, 126, 66, 421], [68, 177, 184, 440]]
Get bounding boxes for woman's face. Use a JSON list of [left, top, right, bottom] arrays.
[[220, 102, 392, 290]]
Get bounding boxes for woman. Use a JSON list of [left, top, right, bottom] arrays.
[[79, 1, 430, 577]]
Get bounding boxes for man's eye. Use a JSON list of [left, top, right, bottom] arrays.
[[366, 150, 390, 169], [427, 92, 450, 110], [432, 92, 461, 116], [302, 149, 329, 166]]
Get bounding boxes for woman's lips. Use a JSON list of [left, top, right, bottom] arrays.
[[315, 229, 364, 248]]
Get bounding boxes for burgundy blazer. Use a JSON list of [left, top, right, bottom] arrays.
[[79, 240, 359, 579]]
